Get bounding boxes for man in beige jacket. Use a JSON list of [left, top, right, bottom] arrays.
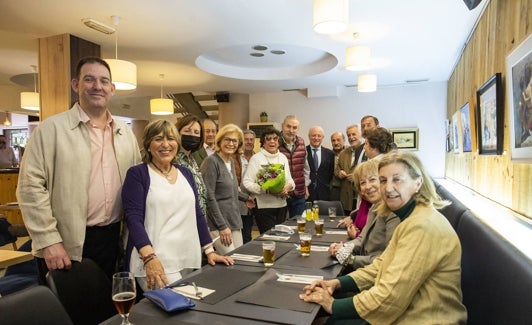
[[17, 57, 141, 282]]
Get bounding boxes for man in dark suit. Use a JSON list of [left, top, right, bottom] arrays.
[[306, 126, 335, 202]]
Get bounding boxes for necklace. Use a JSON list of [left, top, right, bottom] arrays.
[[151, 162, 172, 180]]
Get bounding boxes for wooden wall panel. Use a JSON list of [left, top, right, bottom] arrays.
[[39, 34, 71, 121], [38, 34, 100, 121], [446, 0, 532, 218]]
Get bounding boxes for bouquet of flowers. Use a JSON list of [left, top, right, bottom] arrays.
[[256, 163, 286, 194]]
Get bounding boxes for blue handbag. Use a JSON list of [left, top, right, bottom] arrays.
[[143, 288, 195, 312]]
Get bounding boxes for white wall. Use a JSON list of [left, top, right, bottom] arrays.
[[249, 82, 447, 177]]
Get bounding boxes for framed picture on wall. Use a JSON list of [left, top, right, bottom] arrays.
[[452, 112, 461, 153], [444, 119, 451, 152], [506, 34, 532, 162], [476, 73, 503, 155], [389, 128, 419, 150], [460, 101, 474, 152]]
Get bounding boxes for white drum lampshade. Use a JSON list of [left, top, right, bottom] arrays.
[[20, 92, 40, 111], [106, 59, 137, 90], [358, 74, 377, 92], [345, 46, 371, 71], [150, 98, 174, 115], [313, 0, 348, 35]]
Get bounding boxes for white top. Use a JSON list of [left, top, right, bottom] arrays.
[[242, 148, 295, 209], [129, 168, 201, 277]]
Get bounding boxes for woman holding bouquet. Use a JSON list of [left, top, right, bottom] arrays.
[[201, 124, 255, 254], [243, 127, 295, 233]]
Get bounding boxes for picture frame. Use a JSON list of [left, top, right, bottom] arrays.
[[460, 101, 474, 152], [452, 112, 461, 153], [506, 34, 532, 162], [444, 119, 451, 152], [476, 73, 504, 155], [389, 128, 419, 150]]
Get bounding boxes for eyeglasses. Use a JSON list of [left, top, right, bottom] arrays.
[[264, 136, 279, 142], [223, 137, 239, 144]]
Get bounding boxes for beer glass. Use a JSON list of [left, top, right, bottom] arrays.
[[314, 218, 324, 236], [112, 272, 136, 325], [299, 232, 312, 256], [297, 217, 306, 233], [262, 241, 276, 267], [328, 207, 337, 222]]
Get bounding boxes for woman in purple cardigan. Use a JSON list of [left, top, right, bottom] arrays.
[[122, 120, 233, 292]]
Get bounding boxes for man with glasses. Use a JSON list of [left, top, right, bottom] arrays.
[[192, 118, 217, 167]]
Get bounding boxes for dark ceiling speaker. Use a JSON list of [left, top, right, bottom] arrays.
[[216, 92, 230, 102], [462, 0, 482, 10]]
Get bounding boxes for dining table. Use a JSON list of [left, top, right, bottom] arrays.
[[0, 249, 33, 269], [100, 216, 348, 325]]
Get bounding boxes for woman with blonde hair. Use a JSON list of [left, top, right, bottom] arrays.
[[201, 124, 255, 254], [300, 150, 466, 324], [328, 159, 400, 274]]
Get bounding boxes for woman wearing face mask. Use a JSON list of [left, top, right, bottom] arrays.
[[328, 159, 400, 274], [176, 115, 207, 216], [300, 151, 466, 324]]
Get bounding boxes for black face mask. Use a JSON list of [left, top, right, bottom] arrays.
[[181, 134, 201, 151]]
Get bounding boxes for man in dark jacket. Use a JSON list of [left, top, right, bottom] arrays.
[[306, 126, 335, 202], [278, 115, 310, 219]]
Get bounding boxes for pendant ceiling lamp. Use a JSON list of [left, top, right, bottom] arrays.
[[150, 74, 174, 115], [105, 16, 137, 90], [3, 112, 11, 126], [313, 0, 349, 35], [20, 65, 40, 111], [357, 74, 377, 93], [345, 46, 371, 71]]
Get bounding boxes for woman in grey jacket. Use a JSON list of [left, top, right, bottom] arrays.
[[201, 124, 255, 254], [329, 159, 400, 273]]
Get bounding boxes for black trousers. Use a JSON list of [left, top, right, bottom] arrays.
[[253, 207, 287, 234], [36, 222, 121, 284]]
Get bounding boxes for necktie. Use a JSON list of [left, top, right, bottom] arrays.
[[312, 148, 319, 170]]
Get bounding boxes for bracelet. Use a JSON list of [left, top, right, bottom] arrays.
[[143, 255, 156, 266], [141, 252, 157, 263], [204, 246, 215, 255]]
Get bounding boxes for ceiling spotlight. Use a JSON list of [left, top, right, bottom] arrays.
[[81, 18, 116, 34]]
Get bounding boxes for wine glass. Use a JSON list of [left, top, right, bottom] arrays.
[[112, 272, 136, 325]]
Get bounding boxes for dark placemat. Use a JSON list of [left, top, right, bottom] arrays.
[[311, 232, 350, 244], [229, 241, 293, 266], [174, 266, 264, 304], [236, 268, 315, 313], [274, 249, 338, 269]]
